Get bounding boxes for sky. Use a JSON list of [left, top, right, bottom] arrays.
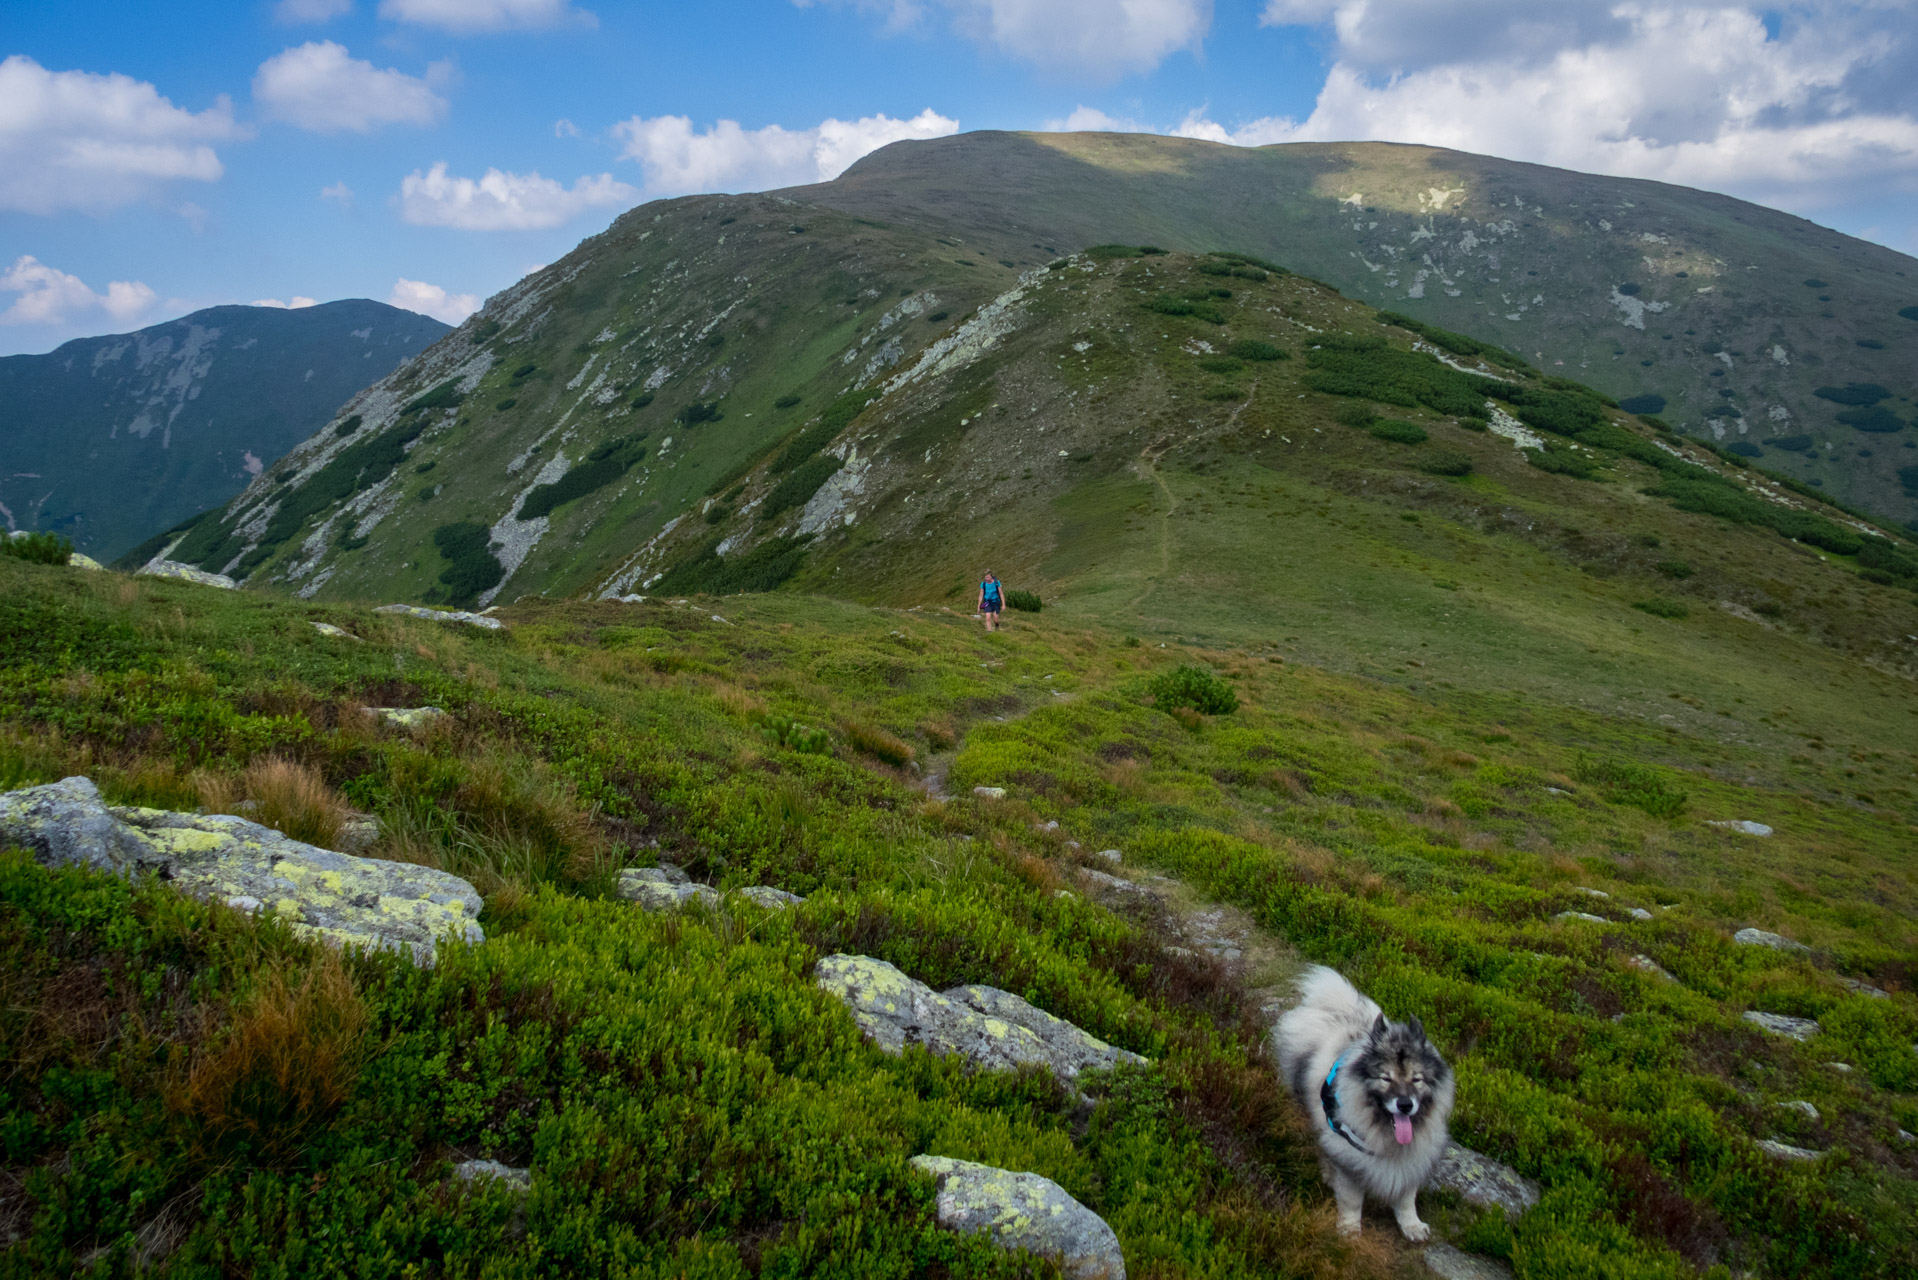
[[3, 0, 1916, 355]]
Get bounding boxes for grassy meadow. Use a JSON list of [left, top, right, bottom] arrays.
[[3, 551, 1915, 1278]]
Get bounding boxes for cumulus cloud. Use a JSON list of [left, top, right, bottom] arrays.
[[321, 181, 354, 206], [1251, 2, 1918, 209], [398, 162, 637, 230], [613, 108, 960, 195], [0, 256, 157, 328], [378, 0, 595, 32], [0, 56, 243, 215], [1044, 105, 1148, 132], [801, 0, 1211, 77], [254, 42, 450, 133], [389, 278, 479, 324], [276, 0, 353, 21], [252, 295, 319, 309]]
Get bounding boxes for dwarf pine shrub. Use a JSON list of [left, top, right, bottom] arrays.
[[0, 532, 71, 566], [1369, 419, 1428, 445], [431, 522, 505, 606], [1226, 339, 1287, 362], [1419, 449, 1473, 476], [1149, 666, 1238, 715], [1006, 589, 1042, 612]]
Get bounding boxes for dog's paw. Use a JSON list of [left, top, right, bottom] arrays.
[[1397, 1219, 1432, 1243], [1336, 1216, 1363, 1237]]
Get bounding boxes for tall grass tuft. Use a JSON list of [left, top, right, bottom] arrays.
[[843, 720, 914, 766], [196, 757, 347, 848]]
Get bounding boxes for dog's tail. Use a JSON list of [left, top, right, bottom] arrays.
[[1273, 965, 1383, 1088]]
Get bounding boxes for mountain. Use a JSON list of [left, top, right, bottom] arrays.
[[0, 300, 447, 559]]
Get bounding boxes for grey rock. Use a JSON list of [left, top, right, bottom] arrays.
[[374, 603, 504, 630], [735, 885, 804, 909], [1778, 1100, 1819, 1121], [909, 1155, 1125, 1280], [1734, 927, 1810, 953], [615, 867, 717, 910], [1079, 868, 1149, 895], [366, 706, 447, 729], [650, 861, 690, 883], [336, 814, 380, 853], [1898, 1129, 1915, 1144], [1093, 848, 1122, 864], [1626, 954, 1676, 982], [972, 786, 1007, 800], [1575, 887, 1610, 899], [1555, 911, 1608, 924], [1427, 1143, 1541, 1217], [815, 954, 1146, 1084], [1627, 907, 1654, 921], [1755, 1138, 1823, 1161], [310, 621, 358, 640], [1838, 976, 1889, 999], [1744, 1011, 1820, 1041], [1424, 1243, 1514, 1280], [451, 1159, 531, 1191], [1824, 1062, 1853, 1073], [138, 559, 237, 589], [1710, 820, 1774, 837], [0, 776, 482, 963]]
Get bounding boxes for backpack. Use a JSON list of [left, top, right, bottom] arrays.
[[982, 579, 1002, 603]]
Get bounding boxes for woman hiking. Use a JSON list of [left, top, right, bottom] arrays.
[[977, 572, 1004, 632]]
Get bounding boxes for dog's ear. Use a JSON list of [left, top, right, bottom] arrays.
[[1370, 1012, 1388, 1041], [1407, 1014, 1426, 1041]]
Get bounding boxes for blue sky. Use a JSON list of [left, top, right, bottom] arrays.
[[4, 1, 1915, 355]]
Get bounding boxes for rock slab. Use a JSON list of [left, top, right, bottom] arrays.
[[1735, 927, 1810, 953], [1744, 1011, 1820, 1041], [374, 603, 504, 630], [909, 1155, 1125, 1280], [816, 954, 1146, 1083], [1710, 820, 1774, 837], [1425, 1243, 1514, 1280], [1427, 1143, 1541, 1217], [138, 560, 237, 589], [615, 867, 718, 910], [0, 776, 482, 963]]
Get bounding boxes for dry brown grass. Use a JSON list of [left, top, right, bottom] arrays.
[[712, 680, 766, 719], [842, 720, 915, 766], [170, 947, 367, 1164], [196, 757, 347, 848], [918, 717, 957, 751]]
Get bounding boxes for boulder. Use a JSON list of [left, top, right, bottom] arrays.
[[735, 885, 805, 909], [367, 706, 448, 729], [374, 603, 504, 630], [1625, 954, 1676, 982], [1778, 1100, 1819, 1121], [451, 1159, 532, 1191], [909, 1155, 1125, 1280], [1735, 927, 1810, 953], [0, 776, 482, 964], [68, 552, 104, 571], [1078, 868, 1150, 896], [311, 622, 359, 640], [1626, 907, 1654, 921], [1710, 820, 1774, 837], [1555, 911, 1607, 924], [1754, 1138, 1823, 1162], [972, 786, 1007, 800], [138, 560, 237, 589], [615, 867, 718, 910], [815, 954, 1146, 1084], [1093, 849, 1122, 864], [1744, 1011, 1820, 1041], [1427, 1143, 1541, 1217], [1838, 976, 1889, 999], [1424, 1243, 1514, 1280]]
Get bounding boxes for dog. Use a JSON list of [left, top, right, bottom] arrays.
[[1273, 966, 1455, 1240]]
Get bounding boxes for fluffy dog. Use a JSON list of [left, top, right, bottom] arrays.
[[1273, 966, 1455, 1240]]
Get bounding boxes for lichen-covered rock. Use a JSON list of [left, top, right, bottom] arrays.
[[972, 786, 1007, 800], [374, 603, 504, 630], [1744, 1011, 1820, 1041], [451, 1159, 532, 1190], [367, 706, 448, 729], [815, 954, 1146, 1083], [735, 885, 804, 909], [138, 559, 237, 588], [1755, 1138, 1823, 1161], [1424, 1243, 1514, 1280], [0, 776, 482, 963], [311, 621, 358, 640], [615, 867, 718, 910], [909, 1155, 1125, 1280], [1427, 1143, 1541, 1217], [68, 552, 104, 571], [1735, 927, 1809, 953]]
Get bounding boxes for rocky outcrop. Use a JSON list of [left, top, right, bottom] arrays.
[[1744, 1011, 1820, 1041], [909, 1155, 1125, 1280], [138, 560, 237, 588], [311, 621, 358, 640], [615, 865, 718, 910], [0, 776, 482, 963], [737, 885, 805, 909], [1427, 1143, 1541, 1217], [374, 603, 504, 630], [815, 954, 1146, 1084], [1735, 927, 1810, 953]]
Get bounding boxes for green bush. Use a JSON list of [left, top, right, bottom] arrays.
[[759, 714, 831, 754], [1766, 434, 1814, 452], [432, 522, 504, 606], [1574, 754, 1689, 817], [1654, 560, 1694, 579], [1837, 406, 1905, 433], [1305, 335, 1513, 419], [1525, 445, 1599, 479], [1202, 385, 1244, 401], [1144, 296, 1225, 324], [1149, 666, 1239, 716], [333, 415, 363, 437], [1369, 419, 1428, 445], [1006, 589, 1042, 612], [1899, 305, 1918, 321], [631, 391, 655, 409], [1374, 310, 1528, 369], [1419, 449, 1474, 476], [1632, 598, 1689, 619], [401, 380, 465, 417], [0, 532, 72, 566], [1618, 394, 1666, 415], [675, 401, 724, 427], [495, 397, 517, 411], [762, 454, 842, 518], [1813, 383, 1891, 406], [774, 390, 871, 472], [518, 435, 646, 520], [774, 394, 802, 409], [1334, 403, 1379, 429], [1227, 339, 1287, 362], [653, 534, 812, 596]]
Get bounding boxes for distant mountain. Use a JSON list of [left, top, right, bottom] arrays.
[[806, 133, 1918, 525], [0, 300, 448, 558]]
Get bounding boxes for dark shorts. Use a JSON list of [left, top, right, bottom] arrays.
[[982, 600, 1001, 614]]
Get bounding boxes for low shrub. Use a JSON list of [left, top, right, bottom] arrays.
[[432, 521, 505, 606], [1334, 403, 1378, 429], [774, 394, 802, 409], [1202, 385, 1245, 401], [1575, 753, 1689, 817], [773, 390, 871, 472], [1007, 589, 1042, 612], [0, 532, 71, 566], [495, 397, 517, 411], [1369, 419, 1428, 445], [675, 401, 724, 427], [762, 454, 842, 518], [1149, 666, 1239, 716], [652, 533, 812, 596], [1525, 445, 1599, 479], [759, 714, 831, 754], [1766, 434, 1814, 452], [1618, 394, 1666, 415], [1419, 449, 1474, 476], [1837, 406, 1906, 433], [1654, 560, 1694, 579], [1144, 296, 1225, 324], [1727, 441, 1762, 457], [1227, 339, 1287, 362], [1632, 598, 1689, 619], [1900, 305, 1918, 321], [1813, 383, 1891, 406], [333, 415, 363, 437], [518, 435, 647, 520]]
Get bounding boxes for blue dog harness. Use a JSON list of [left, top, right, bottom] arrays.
[[1321, 1055, 1372, 1154]]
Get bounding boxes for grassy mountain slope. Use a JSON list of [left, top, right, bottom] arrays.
[[2, 551, 1914, 1278], [0, 301, 447, 560], [806, 132, 1918, 524]]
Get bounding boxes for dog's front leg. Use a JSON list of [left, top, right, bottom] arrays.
[[1391, 1187, 1431, 1242], [1331, 1166, 1366, 1235]]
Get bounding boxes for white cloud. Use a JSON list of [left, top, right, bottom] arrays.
[[0, 255, 157, 328], [800, 0, 1211, 78], [1252, 2, 1918, 210], [554, 117, 579, 138], [389, 278, 479, 324], [0, 56, 243, 215], [276, 0, 353, 21], [321, 181, 353, 206], [613, 108, 960, 195], [397, 162, 637, 230], [378, 0, 595, 32], [254, 42, 449, 133], [1043, 105, 1146, 132], [253, 295, 319, 308]]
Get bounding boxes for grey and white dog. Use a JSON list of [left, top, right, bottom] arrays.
[[1274, 966, 1455, 1240]]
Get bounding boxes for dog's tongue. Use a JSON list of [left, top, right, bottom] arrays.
[[1394, 1115, 1414, 1145]]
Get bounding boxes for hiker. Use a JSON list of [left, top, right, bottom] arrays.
[[978, 572, 1004, 632]]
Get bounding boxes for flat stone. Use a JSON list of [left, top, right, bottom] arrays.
[[1824, 1062, 1853, 1073], [1555, 911, 1608, 924], [909, 1155, 1125, 1280], [1838, 976, 1889, 999], [1093, 849, 1122, 864], [451, 1159, 531, 1191], [1710, 820, 1774, 837], [1626, 954, 1676, 982], [1734, 927, 1810, 953], [366, 706, 448, 729], [735, 885, 804, 910], [1424, 1242, 1514, 1280], [816, 954, 1146, 1084], [1427, 1143, 1541, 1217], [0, 776, 482, 964], [1078, 868, 1151, 897], [1627, 907, 1654, 921], [1755, 1139, 1823, 1161], [374, 603, 504, 630], [1744, 1011, 1820, 1041], [311, 621, 358, 640], [972, 786, 1007, 800], [1778, 1100, 1819, 1121], [615, 867, 717, 911], [138, 560, 237, 589]]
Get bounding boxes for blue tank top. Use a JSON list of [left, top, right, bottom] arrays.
[[981, 580, 1001, 603]]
